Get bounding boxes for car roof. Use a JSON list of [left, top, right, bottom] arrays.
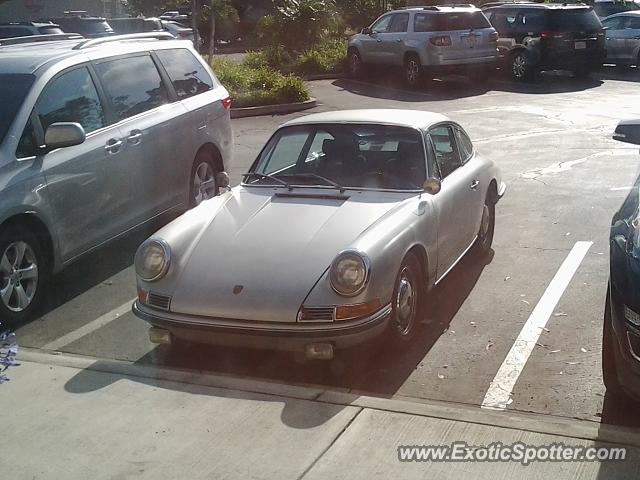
[[0, 35, 186, 74], [282, 110, 450, 130], [605, 10, 640, 17], [486, 2, 592, 9], [392, 5, 480, 13]]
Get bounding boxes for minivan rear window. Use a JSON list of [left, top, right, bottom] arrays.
[[156, 49, 214, 99], [414, 11, 492, 32], [0, 74, 34, 144], [549, 9, 602, 30]]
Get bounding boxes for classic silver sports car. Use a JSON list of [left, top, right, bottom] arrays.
[[132, 110, 506, 359]]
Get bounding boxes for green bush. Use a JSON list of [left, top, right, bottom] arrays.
[[243, 46, 294, 71], [294, 39, 347, 75], [211, 59, 310, 108]]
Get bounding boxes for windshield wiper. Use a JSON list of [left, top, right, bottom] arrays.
[[242, 172, 292, 189], [276, 173, 345, 193]]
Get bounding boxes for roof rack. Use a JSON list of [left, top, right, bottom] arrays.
[[72, 31, 175, 50], [0, 33, 83, 46]]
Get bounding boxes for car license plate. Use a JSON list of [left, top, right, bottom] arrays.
[[575, 41, 586, 50], [464, 35, 476, 46]]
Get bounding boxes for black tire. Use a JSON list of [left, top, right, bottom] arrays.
[[0, 225, 49, 327], [403, 54, 422, 88], [573, 66, 592, 78], [473, 191, 496, 256], [603, 285, 624, 396], [388, 252, 423, 346], [510, 51, 533, 81], [347, 49, 364, 79], [189, 151, 219, 208]]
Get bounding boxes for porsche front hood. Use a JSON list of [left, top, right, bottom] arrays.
[[170, 187, 407, 322]]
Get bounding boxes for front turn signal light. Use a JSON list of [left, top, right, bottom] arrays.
[[335, 298, 381, 320]]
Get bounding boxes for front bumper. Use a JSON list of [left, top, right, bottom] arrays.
[[609, 280, 640, 400], [132, 301, 392, 352]]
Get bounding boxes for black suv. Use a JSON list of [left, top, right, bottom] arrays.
[[483, 3, 605, 80], [49, 13, 114, 38], [0, 22, 63, 39]]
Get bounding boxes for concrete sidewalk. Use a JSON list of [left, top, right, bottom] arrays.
[[2, 349, 640, 479]]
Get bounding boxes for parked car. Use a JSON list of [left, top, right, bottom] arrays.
[[160, 11, 180, 20], [483, 3, 605, 80], [602, 11, 640, 66], [0, 22, 63, 39], [594, 0, 640, 19], [108, 17, 163, 35], [604, 119, 640, 401], [49, 13, 114, 38], [0, 33, 233, 324], [133, 109, 506, 360], [161, 20, 196, 44], [347, 6, 499, 87]]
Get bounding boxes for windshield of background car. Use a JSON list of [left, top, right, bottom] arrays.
[[414, 11, 491, 32], [549, 8, 602, 30], [248, 124, 427, 190], [0, 73, 34, 145], [594, 1, 640, 17]]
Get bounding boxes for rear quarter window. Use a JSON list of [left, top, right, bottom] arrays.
[[156, 48, 215, 99]]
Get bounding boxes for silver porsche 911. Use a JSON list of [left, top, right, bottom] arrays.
[[132, 109, 506, 360]]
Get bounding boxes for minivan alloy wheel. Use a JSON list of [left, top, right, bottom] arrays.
[[512, 53, 527, 79], [192, 161, 217, 205], [405, 58, 420, 86], [0, 241, 38, 312]]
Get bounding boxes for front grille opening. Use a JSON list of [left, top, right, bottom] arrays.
[[299, 307, 335, 322], [147, 292, 171, 311]]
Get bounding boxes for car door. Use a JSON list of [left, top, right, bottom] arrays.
[[602, 15, 629, 61], [622, 16, 640, 63], [93, 53, 185, 223], [385, 13, 410, 65], [427, 124, 476, 280], [360, 13, 394, 64], [15, 65, 130, 262]]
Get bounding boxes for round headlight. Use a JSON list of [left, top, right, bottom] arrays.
[[330, 250, 370, 296], [135, 239, 171, 282]]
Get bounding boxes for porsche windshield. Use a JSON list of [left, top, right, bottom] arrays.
[[247, 123, 427, 190]]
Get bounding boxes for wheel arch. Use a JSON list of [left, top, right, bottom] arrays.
[[0, 212, 56, 272], [405, 243, 430, 291], [196, 142, 224, 174]]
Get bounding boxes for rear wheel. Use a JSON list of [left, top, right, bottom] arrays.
[[388, 252, 423, 346], [0, 225, 49, 327], [603, 285, 624, 396], [404, 54, 422, 88], [510, 51, 532, 81], [190, 151, 219, 207]]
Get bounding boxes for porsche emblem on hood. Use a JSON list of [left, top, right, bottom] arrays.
[[233, 285, 244, 295]]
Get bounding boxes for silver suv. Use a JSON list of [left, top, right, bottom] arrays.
[[347, 6, 499, 87], [0, 33, 233, 324]]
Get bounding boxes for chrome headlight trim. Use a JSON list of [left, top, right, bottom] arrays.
[[135, 238, 171, 282], [329, 249, 371, 297]]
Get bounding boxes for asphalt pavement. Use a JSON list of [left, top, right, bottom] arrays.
[[10, 66, 640, 433]]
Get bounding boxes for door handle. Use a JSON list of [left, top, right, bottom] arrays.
[[396, 38, 402, 42], [377, 38, 382, 42], [104, 139, 123, 154], [127, 131, 143, 144], [470, 180, 479, 189]]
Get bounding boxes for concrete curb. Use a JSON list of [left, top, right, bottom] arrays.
[[303, 73, 344, 81], [230, 98, 317, 119], [16, 347, 640, 449]]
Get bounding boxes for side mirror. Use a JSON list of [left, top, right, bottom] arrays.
[[361, 26, 373, 35], [613, 119, 640, 145], [216, 171, 230, 189], [44, 122, 86, 152], [423, 177, 441, 195]]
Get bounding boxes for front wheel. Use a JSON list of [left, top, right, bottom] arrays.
[[388, 252, 423, 346], [603, 286, 624, 396], [404, 55, 422, 88], [0, 225, 49, 326], [473, 193, 495, 256], [347, 49, 364, 78], [190, 152, 219, 207], [511, 51, 532, 81]]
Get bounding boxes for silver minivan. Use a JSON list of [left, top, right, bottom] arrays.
[[602, 11, 640, 66], [347, 6, 499, 87], [0, 33, 233, 324]]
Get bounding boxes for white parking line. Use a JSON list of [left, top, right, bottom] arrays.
[[481, 241, 593, 411], [43, 298, 136, 351]]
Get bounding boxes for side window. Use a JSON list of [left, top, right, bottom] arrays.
[[16, 119, 37, 158], [428, 126, 461, 179], [454, 127, 474, 163], [95, 55, 168, 121], [426, 136, 442, 179], [628, 17, 640, 29], [519, 11, 546, 31], [0, 27, 32, 38], [371, 14, 393, 33], [389, 13, 409, 33], [155, 49, 215, 99]]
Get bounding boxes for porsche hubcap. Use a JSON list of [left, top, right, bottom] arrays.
[[192, 162, 216, 205], [0, 241, 38, 313], [512, 55, 526, 78], [394, 267, 416, 336], [406, 60, 420, 84], [479, 204, 490, 240]]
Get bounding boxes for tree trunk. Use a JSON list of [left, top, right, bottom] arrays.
[[191, 0, 200, 51], [208, 0, 216, 61]]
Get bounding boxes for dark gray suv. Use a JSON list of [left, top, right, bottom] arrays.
[[0, 33, 233, 324]]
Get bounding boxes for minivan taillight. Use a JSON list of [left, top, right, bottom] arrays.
[[430, 35, 452, 47], [541, 31, 563, 39], [489, 31, 499, 42], [222, 97, 232, 110]]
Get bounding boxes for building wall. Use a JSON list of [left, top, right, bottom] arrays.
[[0, 0, 127, 22]]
